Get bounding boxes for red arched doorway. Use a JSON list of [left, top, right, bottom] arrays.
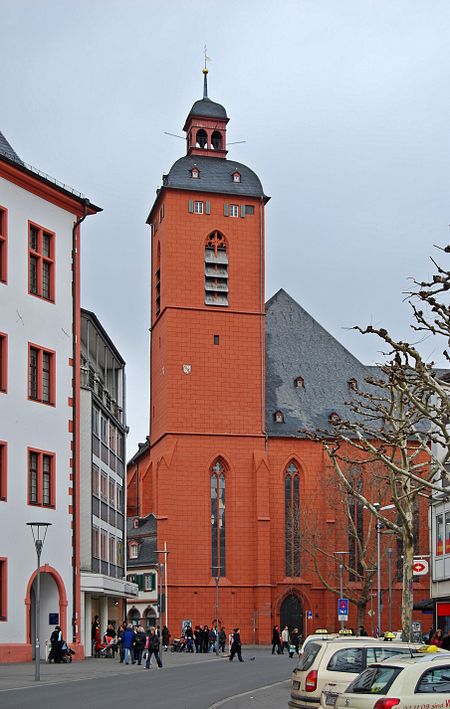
[[25, 564, 68, 656]]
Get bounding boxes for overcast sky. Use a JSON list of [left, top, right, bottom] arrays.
[[2, 0, 449, 457]]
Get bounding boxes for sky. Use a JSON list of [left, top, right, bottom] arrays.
[[1, 0, 449, 457]]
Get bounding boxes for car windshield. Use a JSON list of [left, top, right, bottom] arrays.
[[296, 642, 321, 671], [346, 666, 402, 694]]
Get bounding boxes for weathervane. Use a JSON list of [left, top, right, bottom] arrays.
[[203, 45, 211, 98]]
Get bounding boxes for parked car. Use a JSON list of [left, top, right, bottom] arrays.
[[334, 653, 450, 709], [289, 637, 423, 709]]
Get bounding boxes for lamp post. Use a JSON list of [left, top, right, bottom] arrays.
[[334, 551, 349, 631], [387, 547, 393, 632], [373, 503, 395, 636], [27, 522, 51, 681], [215, 575, 219, 656]]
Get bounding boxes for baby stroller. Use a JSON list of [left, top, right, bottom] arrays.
[[170, 637, 187, 652], [61, 641, 75, 663], [94, 637, 114, 658]]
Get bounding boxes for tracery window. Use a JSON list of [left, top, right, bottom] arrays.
[[211, 458, 226, 577], [204, 231, 228, 306], [285, 461, 300, 577]]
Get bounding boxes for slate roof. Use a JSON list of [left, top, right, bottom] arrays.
[[163, 155, 268, 200], [127, 514, 157, 568], [265, 289, 373, 437], [187, 97, 228, 120], [0, 130, 23, 163]]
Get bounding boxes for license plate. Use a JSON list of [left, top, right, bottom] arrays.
[[325, 693, 338, 706]]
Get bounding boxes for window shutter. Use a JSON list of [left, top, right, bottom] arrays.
[[137, 573, 144, 591], [223, 203, 229, 217], [240, 204, 246, 218], [151, 574, 156, 591], [205, 200, 211, 215], [188, 199, 194, 213]]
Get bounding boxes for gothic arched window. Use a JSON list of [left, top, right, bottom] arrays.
[[285, 461, 300, 577], [211, 458, 226, 577], [205, 231, 228, 306]]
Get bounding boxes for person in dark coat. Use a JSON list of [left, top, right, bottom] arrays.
[[145, 627, 163, 669], [184, 623, 194, 652], [194, 625, 201, 653], [218, 627, 227, 653], [201, 625, 209, 653], [272, 625, 282, 655], [49, 625, 63, 663], [291, 628, 301, 655], [122, 624, 135, 665], [229, 627, 243, 662], [133, 625, 147, 665], [161, 625, 170, 651]]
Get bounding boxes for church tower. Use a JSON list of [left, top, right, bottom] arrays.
[[143, 70, 272, 641]]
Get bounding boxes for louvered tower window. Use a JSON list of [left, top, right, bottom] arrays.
[[204, 231, 228, 306]]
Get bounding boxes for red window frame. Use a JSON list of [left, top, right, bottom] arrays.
[[0, 558, 7, 621], [0, 206, 7, 284], [28, 342, 56, 405], [27, 448, 55, 508], [0, 333, 7, 393], [0, 442, 6, 501], [28, 221, 55, 301]]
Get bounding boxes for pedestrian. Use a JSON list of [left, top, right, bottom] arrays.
[[134, 625, 147, 665], [201, 625, 209, 653], [358, 625, 368, 637], [430, 629, 444, 647], [48, 625, 63, 663], [117, 621, 126, 662], [145, 627, 163, 669], [209, 626, 217, 652], [91, 615, 100, 657], [218, 626, 226, 653], [184, 623, 194, 652], [272, 625, 282, 655], [442, 630, 450, 650], [229, 627, 243, 662], [122, 624, 135, 665], [291, 627, 301, 655], [281, 625, 290, 654], [194, 625, 201, 653], [162, 624, 171, 651]]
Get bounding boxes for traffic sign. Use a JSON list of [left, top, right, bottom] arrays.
[[413, 559, 429, 576], [307, 610, 313, 620], [338, 598, 349, 621]]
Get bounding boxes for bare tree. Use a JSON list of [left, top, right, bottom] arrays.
[[310, 246, 450, 641]]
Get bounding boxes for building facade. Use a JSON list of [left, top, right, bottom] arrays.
[[0, 131, 100, 661], [125, 511, 159, 629], [79, 308, 136, 656], [126, 74, 430, 643]]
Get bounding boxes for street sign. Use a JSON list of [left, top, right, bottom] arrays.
[[413, 559, 429, 576], [307, 610, 313, 620], [338, 598, 349, 621]]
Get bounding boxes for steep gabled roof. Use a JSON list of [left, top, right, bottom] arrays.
[[0, 130, 22, 163], [265, 289, 371, 437]]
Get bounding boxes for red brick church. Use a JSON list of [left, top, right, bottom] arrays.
[[126, 70, 429, 643]]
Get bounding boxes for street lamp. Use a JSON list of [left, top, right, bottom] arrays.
[[27, 522, 51, 681], [373, 504, 395, 636], [334, 552, 349, 631], [212, 568, 220, 656], [387, 547, 393, 632]]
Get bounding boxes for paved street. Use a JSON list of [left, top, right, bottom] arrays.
[[0, 647, 294, 709]]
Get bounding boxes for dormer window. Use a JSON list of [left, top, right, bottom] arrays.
[[274, 410, 284, 423], [348, 378, 358, 391], [329, 412, 340, 424], [232, 170, 241, 183], [191, 167, 200, 179], [129, 541, 139, 559], [294, 376, 304, 389], [133, 518, 139, 529]]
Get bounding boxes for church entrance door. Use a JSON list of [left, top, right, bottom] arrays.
[[280, 594, 303, 636]]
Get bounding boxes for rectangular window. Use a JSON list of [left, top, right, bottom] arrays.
[[229, 204, 239, 217], [194, 201, 204, 214], [245, 205, 255, 215], [92, 406, 99, 436], [0, 442, 7, 501], [130, 543, 138, 559], [100, 530, 107, 560], [436, 513, 444, 556], [144, 573, 156, 591], [109, 479, 115, 507], [28, 222, 55, 301], [117, 540, 123, 567], [0, 333, 7, 393], [100, 472, 107, 501], [28, 449, 55, 507], [28, 344, 55, 405], [92, 464, 99, 498], [100, 415, 108, 443], [0, 207, 7, 283], [109, 535, 115, 565], [92, 527, 99, 558], [0, 558, 7, 621]]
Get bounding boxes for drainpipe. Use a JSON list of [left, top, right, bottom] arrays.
[[72, 199, 90, 646]]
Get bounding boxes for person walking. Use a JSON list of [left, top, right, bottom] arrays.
[[117, 621, 126, 662], [162, 625, 171, 651], [281, 625, 290, 654], [194, 625, 201, 653], [291, 627, 301, 655], [201, 625, 209, 653], [49, 625, 63, 663], [272, 625, 282, 655], [218, 626, 226, 653], [91, 615, 100, 657], [184, 623, 194, 652], [122, 624, 135, 665], [145, 627, 163, 669], [430, 628, 444, 647], [134, 625, 147, 665], [229, 627, 243, 662]]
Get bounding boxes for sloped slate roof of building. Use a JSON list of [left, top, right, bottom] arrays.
[[265, 289, 372, 437], [0, 130, 23, 163], [127, 514, 157, 568], [187, 97, 228, 120], [163, 155, 267, 200]]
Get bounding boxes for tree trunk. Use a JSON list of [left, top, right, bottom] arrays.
[[401, 529, 414, 642], [356, 602, 367, 631]]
